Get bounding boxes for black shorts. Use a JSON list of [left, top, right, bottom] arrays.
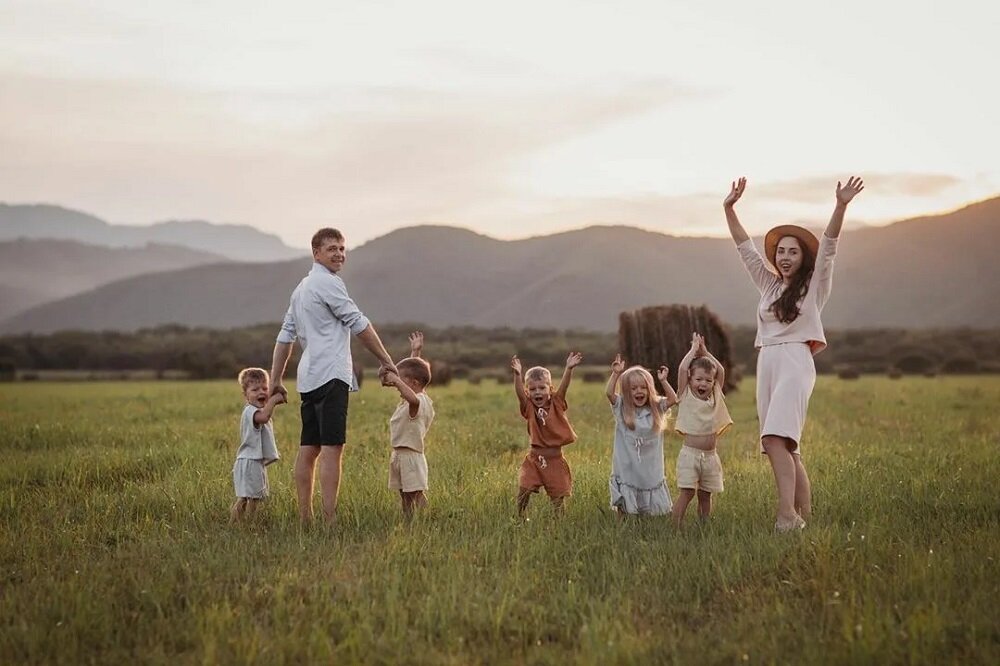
[[299, 378, 350, 446]]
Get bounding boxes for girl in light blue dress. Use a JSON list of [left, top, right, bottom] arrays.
[[605, 354, 678, 516]]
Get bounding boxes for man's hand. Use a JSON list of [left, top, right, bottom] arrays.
[[270, 384, 288, 400], [379, 361, 399, 382]]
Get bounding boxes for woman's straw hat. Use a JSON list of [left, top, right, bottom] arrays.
[[764, 225, 819, 270]]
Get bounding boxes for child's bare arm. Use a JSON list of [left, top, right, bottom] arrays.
[[408, 331, 424, 359], [556, 351, 583, 399], [385, 371, 421, 417], [253, 393, 286, 425], [606, 354, 625, 405], [657, 365, 678, 407], [510, 355, 527, 404], [700, 345, 727, 391], [677, 333, 700, 396]]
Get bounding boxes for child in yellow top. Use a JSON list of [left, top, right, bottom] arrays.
[[672, 333, 733, 526], [381, 332, 435, 519]]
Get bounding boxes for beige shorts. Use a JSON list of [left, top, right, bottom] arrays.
[[389, 448, 428, 493], [676, 446, 724, 493]]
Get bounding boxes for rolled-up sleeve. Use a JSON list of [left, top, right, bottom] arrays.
[[737, 239, 779, 294], [323, 276, 371, 335], [276, 303, 297, 344], [813, 233, 839, 307]]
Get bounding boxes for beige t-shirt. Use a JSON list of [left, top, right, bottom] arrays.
[[674, 384, 733, 437], [737, 234, 839, 355], [390, 392, 435, 453]]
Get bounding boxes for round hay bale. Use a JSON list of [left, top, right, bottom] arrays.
[[617, 305, 736, 393]]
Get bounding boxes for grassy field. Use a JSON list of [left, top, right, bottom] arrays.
[[1, 376, 997, 664]]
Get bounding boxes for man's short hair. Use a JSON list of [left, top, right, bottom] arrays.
[[311, 227, 345, 251], [238, 367, 269, 391], [398, 357, 432, 387]]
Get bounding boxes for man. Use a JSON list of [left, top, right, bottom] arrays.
[[270, 227, 397, 524]]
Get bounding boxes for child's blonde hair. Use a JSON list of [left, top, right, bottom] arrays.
[[238, 367, 269, 391], [618, 366, 667, 432], [524, 366, 552, 384]]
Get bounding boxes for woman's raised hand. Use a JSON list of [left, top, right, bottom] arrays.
[[724, 177, 747, 208], [836, 176, 864, 205]]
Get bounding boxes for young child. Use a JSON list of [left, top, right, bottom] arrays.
[[231, 368, 284, 522], [381, 331, 435, 518], [606, 354, 678, 516], [672, 333, 733, 526], [511, 351, 583, 516]]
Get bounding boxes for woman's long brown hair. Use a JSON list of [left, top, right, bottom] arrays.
[[769, 239, 815, 323]]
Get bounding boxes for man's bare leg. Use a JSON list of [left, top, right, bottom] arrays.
[[295, 446, 322, 523], [318, 445, 344, 525]]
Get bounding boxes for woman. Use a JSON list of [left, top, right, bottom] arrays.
[[723, 176, 864, 531]]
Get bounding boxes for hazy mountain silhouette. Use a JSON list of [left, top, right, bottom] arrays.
[[2, 197, 997, 334], [0, 239, 229, 319], [0, 203, 304, 262]]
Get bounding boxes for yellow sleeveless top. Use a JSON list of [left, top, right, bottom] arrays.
[[675, 384, 733, 437]]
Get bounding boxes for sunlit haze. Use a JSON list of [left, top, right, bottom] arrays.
[[2, 0, 998, 248]]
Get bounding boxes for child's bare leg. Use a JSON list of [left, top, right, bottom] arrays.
[[516, 487, 533, 517], [245, 498, 261, 520], [672, 488, 696, 526], [792, 455, 811, 520], [230, 498, 247, 523], [401, 491, 427, 519], [696, 490, 712, 520], [550, 495, 566, 515], [762, 436, 799, 528]]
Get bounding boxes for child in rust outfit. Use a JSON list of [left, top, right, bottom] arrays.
[[510, 352, 583, 516]]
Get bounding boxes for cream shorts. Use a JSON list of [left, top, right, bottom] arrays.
[[233, 458, 269, 499], [676, 446, 724, 493], [389, 448, 428, 493]]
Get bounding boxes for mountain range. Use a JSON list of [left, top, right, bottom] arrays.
[[0, 204, 304, 262], [0, 239, 228, 318], [2, 197, 997, 334]]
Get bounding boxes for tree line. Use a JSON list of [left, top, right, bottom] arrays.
[[1, 322, 997, 381]]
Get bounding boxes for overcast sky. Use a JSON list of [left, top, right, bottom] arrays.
[[2, 0, 998, 247]]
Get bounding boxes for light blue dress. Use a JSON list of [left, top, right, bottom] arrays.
[[609, 395, 672, 515]]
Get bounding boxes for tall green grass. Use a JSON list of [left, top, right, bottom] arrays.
[[1, 377, 997, 664]]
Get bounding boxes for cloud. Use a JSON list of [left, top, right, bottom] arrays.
[[0, 71, 696, 243], [752, 173, 962, 203]]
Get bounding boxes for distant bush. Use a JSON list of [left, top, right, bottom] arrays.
[[0, 358, 14, 382], [581, 371, 605, 383], [837, 367, 861, 380], [941, 356, 978, 374], [430, 361, 453, 386], [895, 354, 935, 375], [887, 368, 902, 379]]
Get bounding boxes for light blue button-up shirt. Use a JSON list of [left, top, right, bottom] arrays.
[[276, 263, 371, 393]]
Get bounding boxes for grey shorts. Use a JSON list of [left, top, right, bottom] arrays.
[[233, 458, 269, 499]]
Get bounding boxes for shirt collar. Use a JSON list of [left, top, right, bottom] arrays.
[[309, 262, 336, 276]]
